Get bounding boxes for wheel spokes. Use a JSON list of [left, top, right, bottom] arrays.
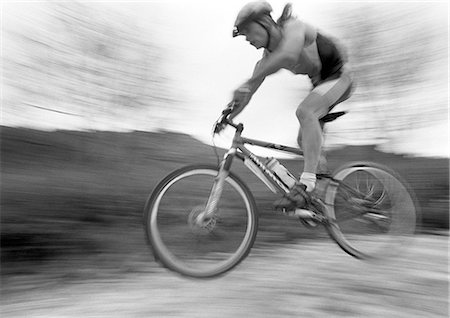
[[326, 164, 417, 259]]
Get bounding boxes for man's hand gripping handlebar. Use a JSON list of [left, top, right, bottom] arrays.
[[213, 102, 239, 135]]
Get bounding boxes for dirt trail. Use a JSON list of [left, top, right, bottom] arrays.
[[2, 235, 448, 318]]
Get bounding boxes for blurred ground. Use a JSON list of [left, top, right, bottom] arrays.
[[1, 236, 448, 317], [1, 127, 448, 317]]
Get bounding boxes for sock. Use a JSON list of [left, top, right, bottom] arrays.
[[300, 172, 316, 192]]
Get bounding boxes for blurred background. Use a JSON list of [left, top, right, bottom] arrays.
[[1, 1, 448, 317], [3, 1, 448, 154]]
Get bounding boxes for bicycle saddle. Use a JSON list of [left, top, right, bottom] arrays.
[[319, 111, 347, 123]]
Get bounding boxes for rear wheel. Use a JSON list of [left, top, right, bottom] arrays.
[[324, 162, 419, 259], [143, 165, 258, 278]]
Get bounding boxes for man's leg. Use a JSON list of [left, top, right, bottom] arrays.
[[273, 94, 328, 211], [274, 74, 353, 210], [297, 73, 353, 191], [296, 93, 330, 192], [297, 125, 329, 175]]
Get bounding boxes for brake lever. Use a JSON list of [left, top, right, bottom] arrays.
[[214, 122, 224, 134]]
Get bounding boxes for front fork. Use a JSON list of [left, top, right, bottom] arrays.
[[195, 148, 236, 224]]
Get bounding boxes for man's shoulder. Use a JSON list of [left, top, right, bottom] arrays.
[[283, 19, 317, 44], [283, 19, 316, 38], [283, 18, 304, 32]]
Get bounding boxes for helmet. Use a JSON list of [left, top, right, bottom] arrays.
[[233, 1, 273, 37]]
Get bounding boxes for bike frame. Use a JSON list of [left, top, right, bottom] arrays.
[[203, 123, 306, 220], [201, 126, 384, 223], [230, 126, 303, 193]]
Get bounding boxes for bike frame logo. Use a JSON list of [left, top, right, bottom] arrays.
[[246, 152, 289, 191]]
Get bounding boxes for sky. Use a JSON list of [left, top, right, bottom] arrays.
[[2, 0, 449, 158]]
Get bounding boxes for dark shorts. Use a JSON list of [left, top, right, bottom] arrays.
[[316, 32, 344, 82]]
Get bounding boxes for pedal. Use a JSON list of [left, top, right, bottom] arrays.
[[282, 207, 326, 223], [294, 209, 316, 219]]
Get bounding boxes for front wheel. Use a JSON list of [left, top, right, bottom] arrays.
[[143, 165, 258, 278], [323, 162, 419, 260]]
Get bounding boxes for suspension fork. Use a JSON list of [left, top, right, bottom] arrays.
[[197, 124, 243, 223], [197, 147, 237, 223]]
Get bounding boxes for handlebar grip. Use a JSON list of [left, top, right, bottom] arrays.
[[222, 107, 233, 116], [223, 101, 237, 114]]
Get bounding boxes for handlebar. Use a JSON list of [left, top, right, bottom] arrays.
[[213, 102, 240, 134]]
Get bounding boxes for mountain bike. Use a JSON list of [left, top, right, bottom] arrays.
[[143, 104, 418, 278]]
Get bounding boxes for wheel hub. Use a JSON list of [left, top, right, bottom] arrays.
[[187, 205, 217, 235]]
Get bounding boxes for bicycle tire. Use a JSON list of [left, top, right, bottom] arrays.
[[323, 161, 419, 260], [143, 165, 258, 278]]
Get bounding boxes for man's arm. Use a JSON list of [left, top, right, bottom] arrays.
[[230, 58, 266, 119], [248, 58, 266, 94]]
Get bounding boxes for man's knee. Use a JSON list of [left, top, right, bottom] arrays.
[[296, 93, 329, 123], [296, 104, 317, 124]]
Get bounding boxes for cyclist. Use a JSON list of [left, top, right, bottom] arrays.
[[230, 1, 353, 211]]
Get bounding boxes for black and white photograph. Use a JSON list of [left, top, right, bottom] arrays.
[[1, 1, 448, 317]]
